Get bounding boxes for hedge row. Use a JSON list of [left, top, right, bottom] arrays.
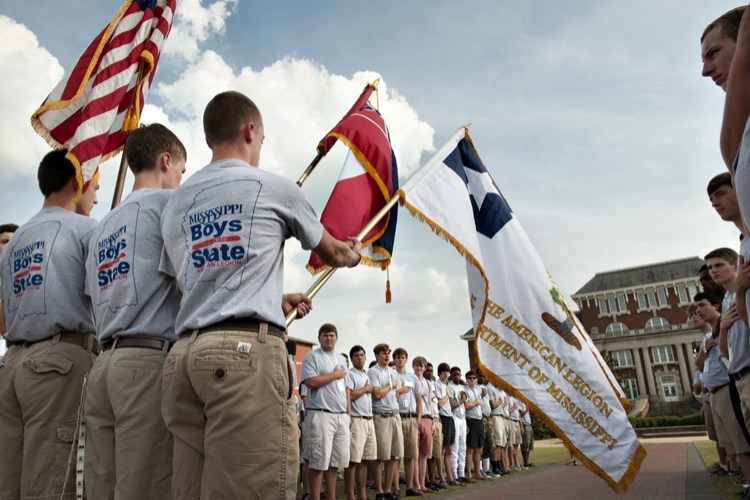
[[628, 414, 704, 428]]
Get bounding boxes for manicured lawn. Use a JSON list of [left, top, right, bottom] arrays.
[[694, 440, 745, 500], [296, 447, 570, 499]]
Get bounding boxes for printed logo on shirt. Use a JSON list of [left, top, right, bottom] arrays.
[[6, 221, 61, 317], [182, 180, 259, 291], [93, 203, 140, 311]]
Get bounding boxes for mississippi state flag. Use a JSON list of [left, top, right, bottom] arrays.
[[31, 0, 177, 201], [307, 87, 398, 274]]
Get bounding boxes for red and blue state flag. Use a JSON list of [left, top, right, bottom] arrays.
[[307, 83, 399, 275]]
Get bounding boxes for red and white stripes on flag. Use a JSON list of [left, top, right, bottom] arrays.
[[31, 0, 177, 200]]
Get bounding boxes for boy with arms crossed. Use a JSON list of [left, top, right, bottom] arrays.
[[393, 348, 422, 497], [413, 356, 434, 494], [345, 345, 376, 500]]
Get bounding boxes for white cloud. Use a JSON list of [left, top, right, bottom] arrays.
[[163, 0, 237, 63], [0, 16, 64, 180]]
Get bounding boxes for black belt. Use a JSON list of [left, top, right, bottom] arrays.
[[376, 411, 399, 418], [710, 384, 729, 394], [733, 366, 750, 381], [102, 337, 173, 352], [198, 317, 284, 339], [400, 413, 418, 418], [422, 415, 433, 419], [352, 416, 373, 420], [311, 409, 346, 414]]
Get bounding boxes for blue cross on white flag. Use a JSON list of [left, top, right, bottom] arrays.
[[398, 128, 645, 494]]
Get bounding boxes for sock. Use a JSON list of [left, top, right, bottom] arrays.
[[721, 464, 728, 470], [482, 458, 490, 471]]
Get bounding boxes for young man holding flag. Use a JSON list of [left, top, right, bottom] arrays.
[[0, 150, 99, 499], [159, 91, 362, 500]]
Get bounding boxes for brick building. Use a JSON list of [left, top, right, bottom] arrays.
[[571, 257, 704, 410]]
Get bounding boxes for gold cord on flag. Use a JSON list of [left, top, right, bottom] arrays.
[[385, 264, 391, 303]]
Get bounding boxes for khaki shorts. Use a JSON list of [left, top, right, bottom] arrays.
[[509, 419, 522, 446], [737, 374, 750, 430], [431, 418, 443, 459], [711, 386, 750, 455], [374, 412, 404, 460], [401, 415, 419, 460], [418, 417, 434, 457], [493, 416, 507, 447], [703, 403, 718, 442], [349, 417, 377, 463], [304, 410, 351, 470]]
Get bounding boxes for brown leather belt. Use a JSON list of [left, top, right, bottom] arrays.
[[733, 366, 750, 381], [102, 337, 173, 352], [400, 413, 418, 418], [8, 332, 100, 355], [352, 416, 373, 420], [198, 317, 284, 339]]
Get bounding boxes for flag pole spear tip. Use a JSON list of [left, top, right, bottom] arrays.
[[460, 123, 472, 132], [370, 77, 381, 88]]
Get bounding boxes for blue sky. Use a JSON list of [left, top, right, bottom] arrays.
[[0, 0, 743, 369]]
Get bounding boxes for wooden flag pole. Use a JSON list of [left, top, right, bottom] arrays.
[[286, 192, 401, 326], [296, 150, 326, 187], [111, 154, 129, 209]]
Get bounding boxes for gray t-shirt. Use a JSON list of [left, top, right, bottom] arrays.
[[464, 385, 482, 420], [301, 348, 348, 413], [160, 159, 324, 333], [733, 116, 750, 241], [427, 379, 439, 417], [368, 364, 401, 413], [479, 384, 491, 417], [702, 331, 731, 391], [728, 238, 750, 374], [417, 376, 432, 417], [520, 401, 531, 425], [436, 380, 451, 417], [397, 372, 422, 414], [1, 207, 96, 342], [346, 368, 373, 417], [508, 396, 520, 421], [489, 385, 503, 417], [448, 382, 465, 419], [86, 189, 180, 343]]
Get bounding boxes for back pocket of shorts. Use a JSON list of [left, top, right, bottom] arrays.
[[24, 356, 73, 376]]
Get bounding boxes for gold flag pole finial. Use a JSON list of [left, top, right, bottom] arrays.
[[372, 78, 381, 110]]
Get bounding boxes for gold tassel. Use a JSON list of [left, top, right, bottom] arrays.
[[385, 265, 391, 303]]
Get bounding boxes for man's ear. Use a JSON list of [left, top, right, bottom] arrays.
[[242, 122, 254, 144], [160, 152, 172, 172]]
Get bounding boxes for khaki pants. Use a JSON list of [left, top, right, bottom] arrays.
[[161, 327, 298, 500], [84, 344, 173, 499], [0, 337, 96, 499]]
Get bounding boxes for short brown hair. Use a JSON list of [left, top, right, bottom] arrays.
[[126, 123, 186, 174], [707, 172, 734, 197], [0, 224, 18, 234], [687, 303, 697, 316], [203, 91, 262, 146], [702, 7, 746, 43], [373, 343, 390, 356], [412, 356, 427, 368], [318, 323, 338, 336], [705, 247, 739, 266], [393, 347, 408, 359]]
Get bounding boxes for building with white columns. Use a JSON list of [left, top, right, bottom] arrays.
[[571, 257, 705, 408]]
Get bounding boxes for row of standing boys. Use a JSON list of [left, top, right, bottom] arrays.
[[0, 91, 364, 499], [296, 327, 534, 500]]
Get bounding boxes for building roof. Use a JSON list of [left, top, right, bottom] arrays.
[[573, 257, 703, 295], [288, 335, 317, 346]]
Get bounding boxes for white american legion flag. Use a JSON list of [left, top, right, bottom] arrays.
[[397, 128, 646, 494]]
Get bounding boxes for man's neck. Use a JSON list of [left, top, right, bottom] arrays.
[[42, 194, 75, 212], [378, 362, 389, 369], [320, 346, 334, 354], [211, 143, 253, 166], [700, 324, 711, 334], [132, 172, 166, 191], [354, 366, 365, 373], [723, 278, 737, 294], [395, 366, 406, 375]]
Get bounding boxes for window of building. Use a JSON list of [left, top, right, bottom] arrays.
[[647, 291, 657, 308], [637, 292, 647, 309], [611, 350, 633, 367], [657, 289, 667, 307], [605, 322, 629, 337], [608, 297, 617, 314], [687, 317, 693, 328], [590, 326, 599, 334], [677, 285, 688, 303], [622, 378, 638, 400], [651, 345, 675, 364], [645, 317, 670, 333], [598, 298, 607, 315], [687, 284, 697, 301], [617, 294, 627, 312]]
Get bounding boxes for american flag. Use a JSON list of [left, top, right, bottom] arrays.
[[31, 0, 177, 200]]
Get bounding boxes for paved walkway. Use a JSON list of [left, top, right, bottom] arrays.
[[439, 442, 717, 500]]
